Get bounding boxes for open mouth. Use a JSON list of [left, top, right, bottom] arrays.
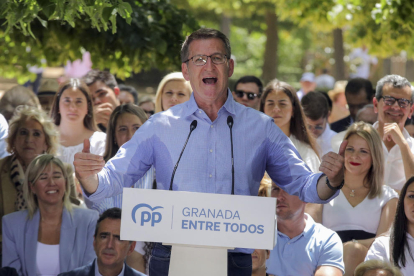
[[350, 162, 361, 166], [46, 190, 58, 194], [202, 77, 217, 84]]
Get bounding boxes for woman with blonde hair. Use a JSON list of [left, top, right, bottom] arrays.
[[50, 78, 106, 169], [2, 154, 98, 276], [154, 72, 192, 113], [260, 80, 320, 172], [0, 106, 58, 239], [310, 122, 399, 276]]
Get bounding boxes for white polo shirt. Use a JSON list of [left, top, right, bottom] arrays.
[[373, 121, 414, 191]]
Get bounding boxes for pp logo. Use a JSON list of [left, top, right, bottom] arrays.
[[131, 203, 163, 227]]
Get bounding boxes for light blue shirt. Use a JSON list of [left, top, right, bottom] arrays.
[[85, 91, 338, 253], [88, 91, 335, 201], [266, 214, 344, 276], [87, 166, 155, 214]]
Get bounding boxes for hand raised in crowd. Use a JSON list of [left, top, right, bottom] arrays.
[[383, 122, 406, 146], [94, 102, 114, 127], [74, 139, 105, 192], [319, 140, 348, 187]]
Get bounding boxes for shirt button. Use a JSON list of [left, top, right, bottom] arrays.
[[211, 125, 213, 128], [210, 149, 213, 153], [209, 174, 212, 178], [199, 111, 202, 114]]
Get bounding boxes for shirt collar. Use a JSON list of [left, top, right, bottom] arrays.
[[277, 213, 315, 241], [183, 89, 236, 118], [95, 259, 125, 276], [318, 124, 332, 141]]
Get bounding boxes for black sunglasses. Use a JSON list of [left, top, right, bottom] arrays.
[[145, 110, 155, 117], [234, 90, 261, 100]]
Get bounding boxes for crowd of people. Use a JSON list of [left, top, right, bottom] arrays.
[[0, 28, 413, 276]]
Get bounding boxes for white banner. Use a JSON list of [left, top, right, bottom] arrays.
[[121, 188, 276, 250]]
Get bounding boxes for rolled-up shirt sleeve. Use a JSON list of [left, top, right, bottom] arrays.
[[84, 119, 155, 203]]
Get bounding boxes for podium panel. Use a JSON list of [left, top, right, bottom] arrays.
[[121, 188, 276, 250]]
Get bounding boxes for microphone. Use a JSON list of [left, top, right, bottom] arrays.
[[169, 120, 198, 191], [227, 116, 235, 195]]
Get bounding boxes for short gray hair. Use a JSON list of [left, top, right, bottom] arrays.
[[375, 75, 414, 102], [181, 28, 231, 63]]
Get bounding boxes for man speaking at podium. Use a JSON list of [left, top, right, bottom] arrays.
[[74, 28, 346, 276]]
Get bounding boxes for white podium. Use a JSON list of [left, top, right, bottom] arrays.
[[121, 189, 276, 276]]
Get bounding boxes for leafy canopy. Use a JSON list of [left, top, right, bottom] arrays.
[[0, 0, 199, 82]]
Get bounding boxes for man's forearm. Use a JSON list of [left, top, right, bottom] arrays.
[[316, 175, 337, 201], [80, 174, 99, 195], [400, 141, 414, 180]]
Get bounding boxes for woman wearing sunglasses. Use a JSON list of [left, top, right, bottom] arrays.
[[260, 80, 320, 172]]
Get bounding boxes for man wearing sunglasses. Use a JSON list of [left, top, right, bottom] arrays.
[[232, 76, 263, 110], [373, 74, 414, 191]]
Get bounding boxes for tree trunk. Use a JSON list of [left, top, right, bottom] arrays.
[[262, 7, 278, 84], [220, 14, 231, 39], [333, 28, 345, 80]]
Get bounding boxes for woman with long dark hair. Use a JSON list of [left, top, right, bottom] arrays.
[[260, 80, 320, 172], [50, 78, 106, 169], [365, 176, 414, 275]]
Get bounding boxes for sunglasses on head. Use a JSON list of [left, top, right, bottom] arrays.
[[234, 90, 261, 100]]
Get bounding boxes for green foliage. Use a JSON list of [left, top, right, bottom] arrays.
[[277, 0, 414, 57], [0, 0, 199, 82]]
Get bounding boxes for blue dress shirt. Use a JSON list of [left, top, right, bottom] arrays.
[[87, 91, 337, 203], [266, 214, 344, 276]]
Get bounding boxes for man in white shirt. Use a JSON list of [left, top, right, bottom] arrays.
[[373, 75, 414, 191], [349, 46, 378, 80], [302, 92, 337, 156]]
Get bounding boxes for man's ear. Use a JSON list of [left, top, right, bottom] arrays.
[[114, 87, 120, 96], [228, 58, 234, 78], [373, 97, 379, 114], [127, 241, 136, 256], [182, 63, 190, 81], [409, 103, 414, 119]]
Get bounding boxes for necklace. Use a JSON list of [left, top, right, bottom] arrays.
[[344, 184, 366, 197]]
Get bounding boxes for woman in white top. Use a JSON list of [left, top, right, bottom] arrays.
[[2, 155, 98, 276], [365, 176, 414, 276], [309, 122, 398, 276], [260, 80, 320, 172], [50, 79, 106, 169], [154, 72, 192, 113]]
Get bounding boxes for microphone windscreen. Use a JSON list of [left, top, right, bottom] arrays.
[[190, 120, 198, 131], [227, 116, 234, 128]]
